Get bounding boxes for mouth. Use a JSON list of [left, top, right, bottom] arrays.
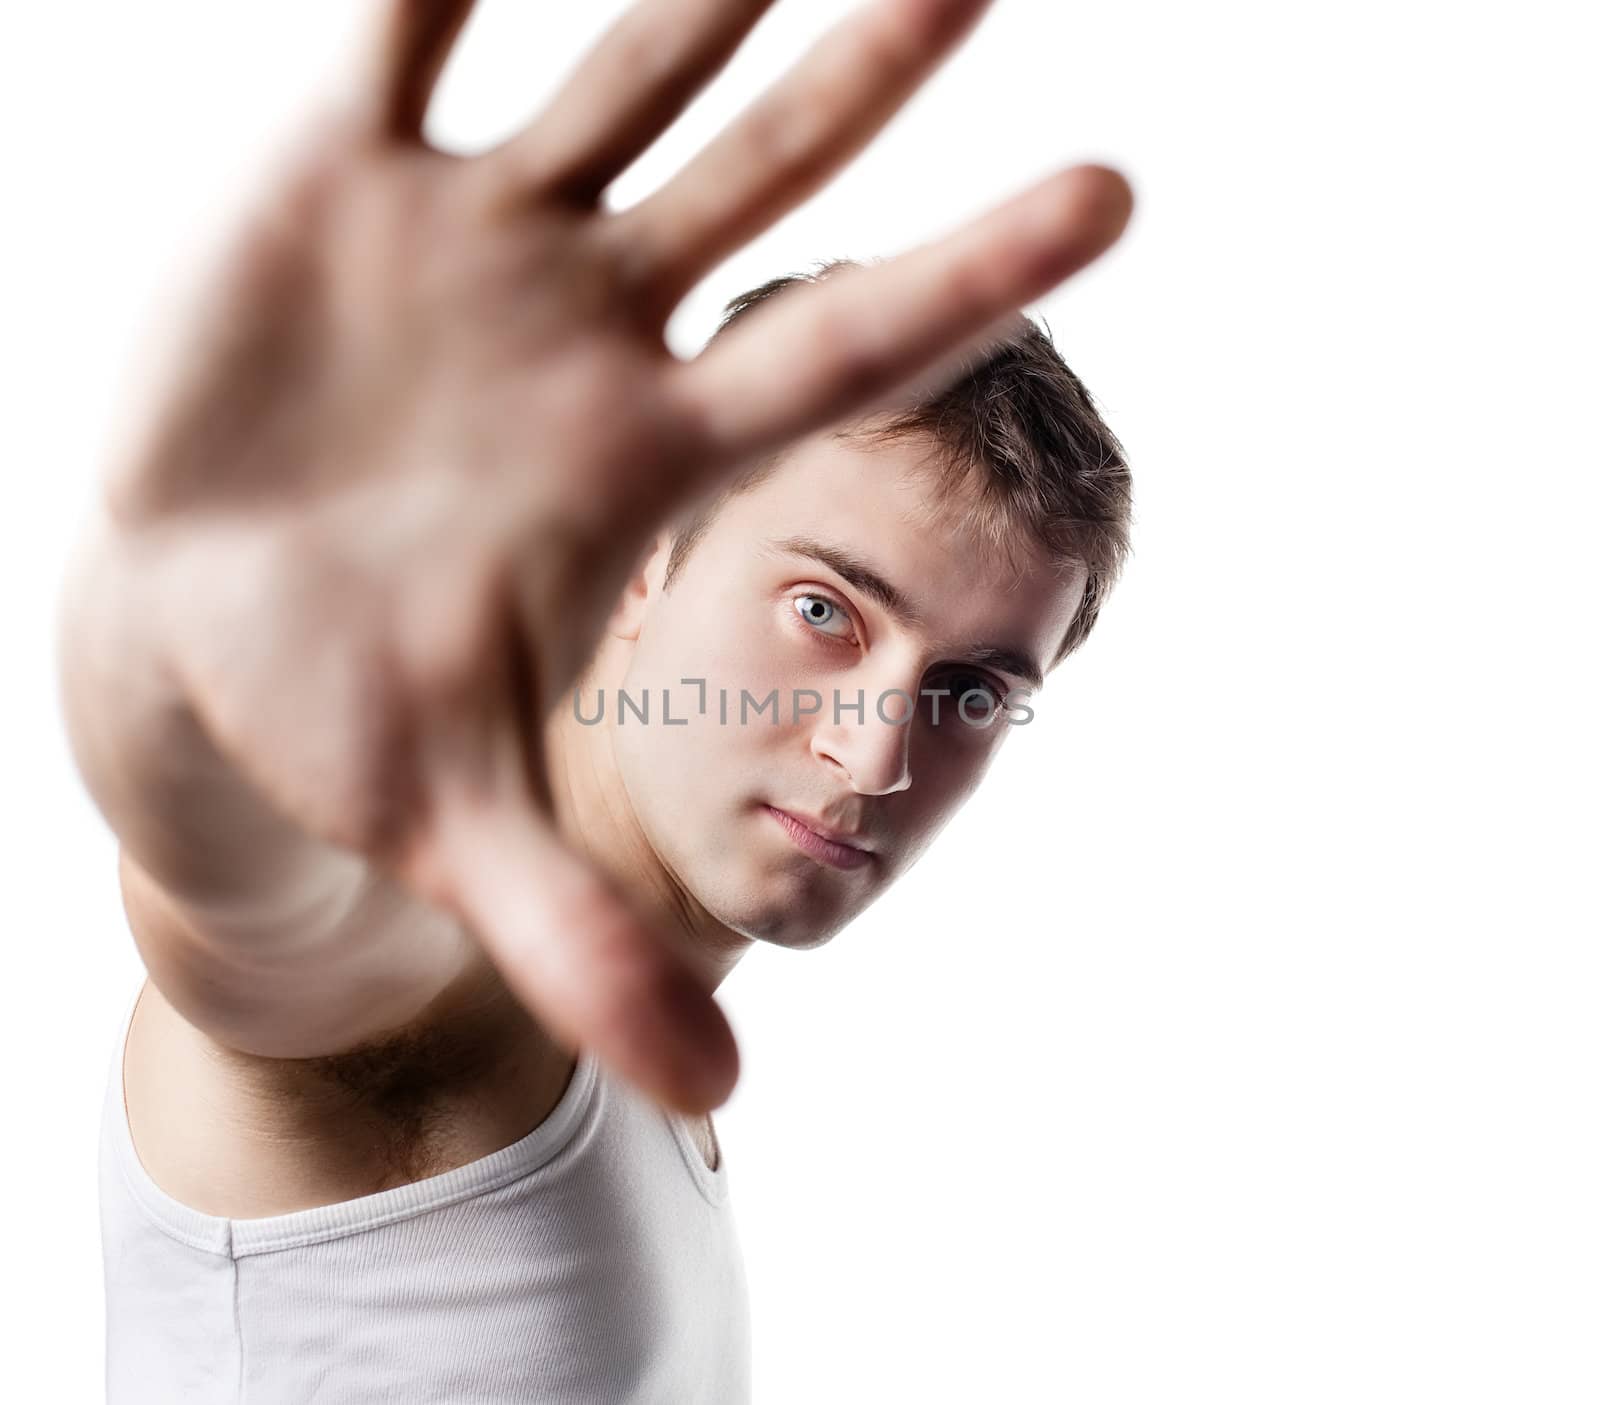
[[763, 805, 874, 872]]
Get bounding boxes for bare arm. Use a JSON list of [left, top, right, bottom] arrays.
[[57, 0, 1131, 1113], [56, 498, 476, 1057]]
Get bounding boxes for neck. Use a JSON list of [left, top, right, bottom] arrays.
[[542, 651, 752, 996]]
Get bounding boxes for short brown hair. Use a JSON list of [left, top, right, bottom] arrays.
[[663, 259, 1133, 666]]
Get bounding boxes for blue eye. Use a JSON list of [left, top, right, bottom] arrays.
[[794, 593, 854, 640]]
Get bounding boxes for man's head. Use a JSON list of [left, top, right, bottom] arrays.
[[566, 260, 1131, 957]]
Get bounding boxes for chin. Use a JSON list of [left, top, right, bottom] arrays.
[[726, 901, 848, 952], [748, 926, 842, 954]]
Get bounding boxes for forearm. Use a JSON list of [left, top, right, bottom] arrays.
[[54, 496, 368, 952]]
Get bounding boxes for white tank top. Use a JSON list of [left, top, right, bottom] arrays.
[[98, 982, 751, 1403]]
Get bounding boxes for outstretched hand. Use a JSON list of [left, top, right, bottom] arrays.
[[107, 0, 1132, 1113]]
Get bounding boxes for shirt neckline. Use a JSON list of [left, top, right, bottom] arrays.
[[107, 980, 602, 1258]]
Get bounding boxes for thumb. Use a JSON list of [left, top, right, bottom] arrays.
[[423, 791, 740, 1117]]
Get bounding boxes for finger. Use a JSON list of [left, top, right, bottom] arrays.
[[614, 0, 993, 312], [668, 164, 1135, 462], [424, 790, 741, 1117], [350, 0, 479, 144], [488, 0, 779, 206]]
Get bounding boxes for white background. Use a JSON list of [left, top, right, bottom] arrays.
[[4, 2, 1596, 1400]]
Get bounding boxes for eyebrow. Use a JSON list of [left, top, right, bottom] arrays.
[[763, 534, 1046, 691]]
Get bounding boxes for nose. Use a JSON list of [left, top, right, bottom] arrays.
[[808, 682, 914, 796]]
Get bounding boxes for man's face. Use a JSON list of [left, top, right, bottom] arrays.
[[606, 429, 1084, 951]]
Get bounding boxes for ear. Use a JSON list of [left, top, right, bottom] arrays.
[[606, 529, 675, 643]]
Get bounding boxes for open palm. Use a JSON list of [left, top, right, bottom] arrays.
[[106, 0, 1132, 1113]]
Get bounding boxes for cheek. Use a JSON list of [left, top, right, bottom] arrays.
[[906, 732, 997, 812], [710, 603, 811, 697], [616, 639, 785, 779], [675, 607, 831, 732]]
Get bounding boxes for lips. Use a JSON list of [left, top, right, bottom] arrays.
[[764, 805, 873, 871]]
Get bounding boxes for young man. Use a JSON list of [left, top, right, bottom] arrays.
[[59, 2, 1132, 1399]]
